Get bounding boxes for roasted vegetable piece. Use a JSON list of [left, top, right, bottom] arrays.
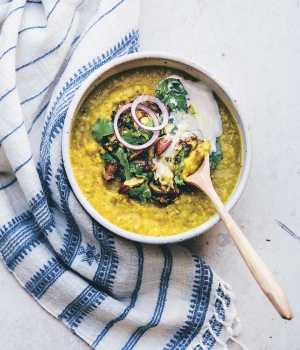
[[181, 140, 211, 179], [149, 182, 168, 194], [102, 163, 118, 181], [119, 177, 145, 193], [128, 150, 144, 160], [133, 159, 154, 172]]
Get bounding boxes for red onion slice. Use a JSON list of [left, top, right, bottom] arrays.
[[113, 103, 160, 150], [131, 95, 169, 132]]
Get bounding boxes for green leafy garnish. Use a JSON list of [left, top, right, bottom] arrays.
[[162, 117, 178, 135], [129, 163, 148, 179], [92, 118, 114, 142], [174, 149, 185, 186], [170, 125, 178, 135], [114, 148, 131, 180], [209, 138, 223, 170], [156, 78, 189, 112], [121, 129, 151, 146], [127, 182, 151, 205], [101, 152, 116, 164]]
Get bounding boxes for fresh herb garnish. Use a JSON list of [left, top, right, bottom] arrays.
[[101, 152, 116, 164], [121, 129, 151, 146], [114, 148, 131, 180], [170, 125, 178, 135], [127, 182, 151, 205], [174, 149, 185, 186], [156, 78, 189, 112], [92, 118, 114, 142], [129, 163, 148, 179], [209, 138, 223, 170], [162, 118, 178, 135]]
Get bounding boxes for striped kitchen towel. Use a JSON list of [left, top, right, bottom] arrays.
[[0, 1, 244, 349]]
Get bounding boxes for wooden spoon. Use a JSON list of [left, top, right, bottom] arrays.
[[186, 155, 293, 320]]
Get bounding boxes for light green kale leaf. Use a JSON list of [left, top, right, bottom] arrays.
[[209, 138, 223, 170]]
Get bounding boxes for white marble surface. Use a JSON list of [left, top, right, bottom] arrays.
[[1, 0, 300, 349]]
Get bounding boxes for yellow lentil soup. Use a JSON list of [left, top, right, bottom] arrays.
[[70, 67, 241, 236]]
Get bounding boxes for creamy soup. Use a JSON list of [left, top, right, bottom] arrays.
[[70, 67, 241, 236]]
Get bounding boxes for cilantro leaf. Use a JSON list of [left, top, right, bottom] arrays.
[[156, 78, 189, 112], [92, 118, 114, 142], [209, 138, 223, 170], [101, 152, 116, 164], [129, 163, 148, 179], [121, 129, 151, 146], [127, 182, 151, 205], [114, 148, 131, 180], [174, 149, 185, 186], [170, 125, 178, 135], [163, 118, 178, 135], [174, 173, 185, 186]]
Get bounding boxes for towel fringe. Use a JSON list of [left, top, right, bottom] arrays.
[[207, 325, 229, 349], [229, 335, 248, 350], [197, 280, 248, 349]]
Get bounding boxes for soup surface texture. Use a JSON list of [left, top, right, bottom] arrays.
[[70, 67, 241, 236]]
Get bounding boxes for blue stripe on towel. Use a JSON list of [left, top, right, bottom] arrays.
[[71, 35, 80, 46], [2, 5, 25, 25], [122, 245, 172, 350], [20, 81, 53, 105], [0, 85, 16, 103], [55, 164, 82, 265], [201, 284, 231, 350], [0, 212, 45, 271], [46, 0, 60, 20], [19, 24, 46, 34], [0, 177, 17, 191], [16, 0, 85, 71], [92, 222, 119, 292], [0, 45, 16, 61], [58, 285, 106, 329], [164, 256, 213, 349], [25, 257, 65, 299], [92, 242, 144, 347], [18, 0, 61, 34], [14, 154, 33, 173], [29, 190, 54, 233], [0, 121, 24, 146]]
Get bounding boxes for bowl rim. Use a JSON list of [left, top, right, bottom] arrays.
[[62, 51, 252, 244]]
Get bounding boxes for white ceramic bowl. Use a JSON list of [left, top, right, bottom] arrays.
[[62, 52, 251, 244]]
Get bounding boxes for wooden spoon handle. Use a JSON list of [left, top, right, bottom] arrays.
[[204, 184, 293, 320]]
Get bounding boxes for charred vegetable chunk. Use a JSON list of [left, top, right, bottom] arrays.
[[119, 177, 145, 193]]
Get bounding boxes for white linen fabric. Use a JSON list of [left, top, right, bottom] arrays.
[[0, 1, 244, 349]]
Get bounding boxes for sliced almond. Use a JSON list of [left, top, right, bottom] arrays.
[[155, 137, 172, 156]]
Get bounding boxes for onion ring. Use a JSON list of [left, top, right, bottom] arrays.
[[113, 103, 160, 150], [131, 95, 169, 132]]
